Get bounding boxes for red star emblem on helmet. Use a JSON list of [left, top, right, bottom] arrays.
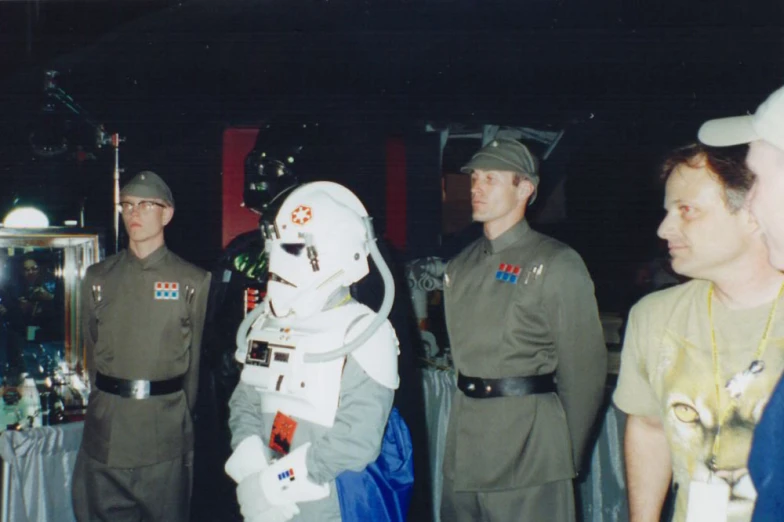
[[291, 205, 313, 225]]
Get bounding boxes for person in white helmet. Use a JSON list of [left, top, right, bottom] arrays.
[[699, 85, 784, 522], [225, 181, 413, 522]]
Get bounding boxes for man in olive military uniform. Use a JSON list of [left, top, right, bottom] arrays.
[[441, 139, 607, 521], [71, 171, 211, 522]]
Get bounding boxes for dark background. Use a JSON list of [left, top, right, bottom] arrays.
[[0, 2, 781, 521], [0, 0, 782, 312]]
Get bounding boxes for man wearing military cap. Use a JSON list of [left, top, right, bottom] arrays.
[[71, 171, 211, 522], [441, 138, 607, 521]]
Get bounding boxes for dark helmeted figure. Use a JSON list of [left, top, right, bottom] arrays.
[[192, 122, 322, 521], [207, 121, 316, 429]]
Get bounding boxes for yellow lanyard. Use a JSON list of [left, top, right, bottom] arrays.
[[707, 282, 784, 467]]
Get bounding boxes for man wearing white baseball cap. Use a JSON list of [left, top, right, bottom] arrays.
[[699, 86, 784, 268], [700, 85, 784, 522]]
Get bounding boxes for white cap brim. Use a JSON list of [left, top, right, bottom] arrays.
[[697, 115, 758, 147]]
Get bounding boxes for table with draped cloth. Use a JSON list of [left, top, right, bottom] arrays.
[[0, 421, 81, 522], [0, 373, 629, 522]]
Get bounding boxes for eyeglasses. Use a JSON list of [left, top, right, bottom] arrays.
[[118, 200, 167, 215]]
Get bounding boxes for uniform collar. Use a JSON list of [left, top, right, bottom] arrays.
[[125, 244, 169, 269], [483, 219, 530, 255]]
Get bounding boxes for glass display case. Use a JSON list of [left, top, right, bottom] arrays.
[[0, 227, 103, 430]]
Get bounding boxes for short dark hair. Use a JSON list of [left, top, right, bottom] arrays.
[[660, 143, 753, 213]]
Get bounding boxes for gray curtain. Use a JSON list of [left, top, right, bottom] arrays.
[[421, 368, 455, 522], [577, 403, 629, 522], [0, 422, 82, 522]]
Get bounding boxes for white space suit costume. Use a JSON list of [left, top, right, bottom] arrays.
[[227, 182, 402, 522]]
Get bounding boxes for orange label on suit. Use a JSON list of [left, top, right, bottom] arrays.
[[269, 411, 297, 455]]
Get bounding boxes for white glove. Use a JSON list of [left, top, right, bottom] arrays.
[[225, 435, 269, 482], [228, 436, 300, 521], [259, 442, 330, 504], [237, 473, 300, 521]]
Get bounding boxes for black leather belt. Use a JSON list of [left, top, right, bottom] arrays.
[[96, 372, 184, 399], [457, 372, 556, 399]]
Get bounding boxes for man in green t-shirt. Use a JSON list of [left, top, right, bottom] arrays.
[[614, 143, 784, 522]]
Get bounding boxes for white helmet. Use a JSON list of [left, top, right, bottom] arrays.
[[263, 181, 370, 317]]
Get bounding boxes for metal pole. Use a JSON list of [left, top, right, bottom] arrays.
[[112, 133, 121, 253]]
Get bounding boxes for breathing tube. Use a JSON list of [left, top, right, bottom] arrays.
[[235, 216, 394, 363]]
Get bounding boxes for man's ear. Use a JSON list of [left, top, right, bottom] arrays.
[[738, 202, 762, 234], [516, 178, 535, 203], [162, 206, 174, 226]]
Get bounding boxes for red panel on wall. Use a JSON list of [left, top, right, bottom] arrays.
[[222, 127, 260, 248], [224, 130, 408, 251]]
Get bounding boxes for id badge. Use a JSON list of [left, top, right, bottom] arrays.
[[686, 481, 729, 522]]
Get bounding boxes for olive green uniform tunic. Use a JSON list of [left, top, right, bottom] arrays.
[[441, 220, 607, 521], [72, 245, 210, 521]]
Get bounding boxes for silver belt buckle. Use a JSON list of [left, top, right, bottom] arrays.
[[130, 380, 151, 399]]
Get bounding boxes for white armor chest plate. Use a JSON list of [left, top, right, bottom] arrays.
[[238, 305, 362, 428]]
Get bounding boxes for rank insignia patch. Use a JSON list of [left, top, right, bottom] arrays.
[[495, 263, 521, 284], [277, 468, 296, 482], [154, 282, 180, 300]]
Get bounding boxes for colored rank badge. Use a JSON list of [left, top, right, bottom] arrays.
[[154, 282, 180, 300], [495, 263, 521, 284]]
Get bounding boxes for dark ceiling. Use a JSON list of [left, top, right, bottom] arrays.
[[2, 0, 782, 124], [0, 0, 781, 305]]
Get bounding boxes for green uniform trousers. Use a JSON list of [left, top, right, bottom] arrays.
[[71, 448, 193, 522], [441, 477, 576, 522]]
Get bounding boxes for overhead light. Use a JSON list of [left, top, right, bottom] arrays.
[[3, 207, 50, 228]]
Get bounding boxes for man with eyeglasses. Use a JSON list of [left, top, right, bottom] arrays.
[[71, 170, 211, 522]]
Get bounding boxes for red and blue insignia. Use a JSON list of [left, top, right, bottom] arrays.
[[277, 468, 296, 482], [496, 263, 521, 284], [154, 282, 180, 300]]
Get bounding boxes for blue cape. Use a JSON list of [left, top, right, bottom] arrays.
[[749, 373, 784, 521], [336, 407, 414, 521]]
